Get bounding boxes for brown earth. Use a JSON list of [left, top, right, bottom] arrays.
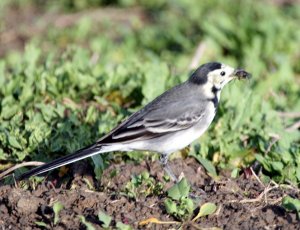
[[0, 158, 299, 229]]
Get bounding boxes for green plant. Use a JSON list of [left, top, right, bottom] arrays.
[[123, 171, 163, 199], [79, 215, 96, 230], [116, 222, 133, 230], [282, 196, 300, 219], [98, 210, 112, 228], [53, 201, 64, 225], [97, 210, 133, 229], [164, 178, 194, 220], [192, 202, 217, 222]]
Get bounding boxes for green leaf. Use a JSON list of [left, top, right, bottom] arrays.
[[231, 168, 240, 178], [53, 201, 64, 225], [85, 105, 97, 123], [24, 43, 41, 70], [91, 154, 105, 180], [36, 104, 56, 122], [190, 153, 218, 178], [281, 152, 292, 164], [177, 178, 190, 197], [19, 84, 33, 106], [35, 221, 48, 227], [183, 197, 194, 214], [1, 104, 19, 119], [255, 154, 271, 172], [141, 171, 150, 180], [98, 210, 112, 228], [231, 91, 252, 130], [192, 202, 217, 221], [116, 222, 133, 230], [8, 135, 22, 149], [282, 196, 300, 218], [167, 184, 181, 201], [167, 178, 190, 200], [0, 61, 5, 87], [0, 148, 6, 160], [270, 161, 284, 172], [296, 167, 300, 181], [142, 62, 169, 102], [79, 216, 96, 230], [164, 198, 177, 214]]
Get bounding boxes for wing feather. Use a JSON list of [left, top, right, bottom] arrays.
[[105, 110, 204, 143], [98, 82, 208, 144]]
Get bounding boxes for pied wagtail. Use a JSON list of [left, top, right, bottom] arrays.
[[18, 62, 250, 181]]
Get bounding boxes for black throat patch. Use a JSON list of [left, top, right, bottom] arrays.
[[208, 85, 220, 109]]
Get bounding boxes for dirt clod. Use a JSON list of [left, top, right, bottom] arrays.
[[17, 195, 41, 214]]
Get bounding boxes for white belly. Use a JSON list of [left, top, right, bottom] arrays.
[[124, 103, 216, 154]]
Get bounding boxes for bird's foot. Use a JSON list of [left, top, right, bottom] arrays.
[[160, 154, 178, 182]]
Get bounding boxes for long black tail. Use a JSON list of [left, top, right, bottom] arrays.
[[17, 144, 105, 180]]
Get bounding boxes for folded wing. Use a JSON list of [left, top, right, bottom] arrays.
[[99, 106, 205, 143]]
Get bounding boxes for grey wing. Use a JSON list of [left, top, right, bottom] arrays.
[[99, 101, 205, 144], [126, 111, 204, 133]]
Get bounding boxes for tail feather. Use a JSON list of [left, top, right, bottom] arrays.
[[17, 144, 106, 180]]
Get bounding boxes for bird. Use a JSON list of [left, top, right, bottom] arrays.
[[18, 62, 250, 181]]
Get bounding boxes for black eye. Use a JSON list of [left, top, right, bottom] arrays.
[[220, 71, 226, 76]]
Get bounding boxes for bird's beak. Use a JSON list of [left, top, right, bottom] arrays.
[[233, 69, 251, 80]]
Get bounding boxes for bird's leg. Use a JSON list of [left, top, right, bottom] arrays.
[[160, 154, 178, 182], [160, 154, 205, 198]]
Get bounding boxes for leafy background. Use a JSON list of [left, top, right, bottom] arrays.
[[0, 0, 299, 185]]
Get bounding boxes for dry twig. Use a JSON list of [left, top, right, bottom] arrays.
[[250, 167, 265, 188], [189, 42, 207, 71], [285, 120, 300, 132], [0, 161, 45, 179], [228, 183, 279, 204], [277, 111, 300, 119], [265, 134, 280, 154]]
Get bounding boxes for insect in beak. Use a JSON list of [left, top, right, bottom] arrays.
[[234, 69, 251, 80]]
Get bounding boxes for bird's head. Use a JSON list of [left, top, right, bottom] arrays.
[[189, 62, 251, 89], [189, 62, 251, 90]]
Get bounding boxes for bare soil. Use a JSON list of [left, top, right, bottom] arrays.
[[0, 158, 299, 229]]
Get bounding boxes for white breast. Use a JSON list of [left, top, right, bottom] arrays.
[[124, 102, 217, 155]]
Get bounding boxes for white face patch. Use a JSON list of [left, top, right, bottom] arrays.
[[202, 63, 236, 100], [207, 64, 236, 89]]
